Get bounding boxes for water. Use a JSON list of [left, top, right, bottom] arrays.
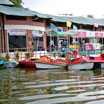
[[0, 68, 104, 104]]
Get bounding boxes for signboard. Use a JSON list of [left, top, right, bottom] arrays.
[[95, 31, 104, 38], [8, 29, 26, 36], [74, 30, 104, 38], [76, 31, 86, 38]]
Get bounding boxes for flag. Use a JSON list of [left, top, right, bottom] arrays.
[[66, 21, 72, 27]]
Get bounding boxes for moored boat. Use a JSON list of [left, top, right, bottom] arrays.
[[19, 59, 37, 69], [3, 60, 18, 68], [68, 62, 94, 70], [0, 59, 5, 69], [86, 54, 104, 69], [65, 52, 94, 70], [34, 55, 66, 70], [35, 62, 65, 69]]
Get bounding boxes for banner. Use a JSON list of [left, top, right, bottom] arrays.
[[74, 30, 104, 38]]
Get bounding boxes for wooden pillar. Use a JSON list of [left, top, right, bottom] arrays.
[[26, 30, 33, 52], [43, 32, 47, 51], [1, 14, 6, 53], [4, 30, 8, 52]]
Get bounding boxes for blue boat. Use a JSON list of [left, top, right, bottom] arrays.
[[0, 59, 5, 69], [3, 61, 18, 68]]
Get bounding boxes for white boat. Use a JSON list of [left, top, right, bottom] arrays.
[[35, 62, 66, 69], [100, 63, 104, 69], [68, 62, 94, 70]]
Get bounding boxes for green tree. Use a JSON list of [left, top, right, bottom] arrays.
[[10, 0, 22, 7]]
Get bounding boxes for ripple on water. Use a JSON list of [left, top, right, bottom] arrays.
[[0, 68, 104, 104], [86, 100, 104, 104]]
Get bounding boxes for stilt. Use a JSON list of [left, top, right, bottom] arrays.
[[64, 65, 68, 71], [93, 62, 101, 69]]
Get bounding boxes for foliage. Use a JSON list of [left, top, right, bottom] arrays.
[[10, 0, 22, 7]]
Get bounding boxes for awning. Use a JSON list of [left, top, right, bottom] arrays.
[[48, 30, 77, 36]]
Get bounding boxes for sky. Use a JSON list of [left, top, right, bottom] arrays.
[[22, 0, 104, 18]]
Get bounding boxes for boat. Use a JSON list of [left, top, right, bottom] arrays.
[[0, 59, 5, 69], [34, 55, 66, 70], [0, 60, 5, 65], [68, 62, 94, 70], [3, 60, 18, 68], [35, 63, 65, 69], [86, 54, 104, 69], [19, 59, 37, 69], [65, 51, 94, 70]]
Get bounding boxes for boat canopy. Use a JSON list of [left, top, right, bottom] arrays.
[[49, 30, 77, 36]]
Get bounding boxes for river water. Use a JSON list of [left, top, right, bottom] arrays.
[[0, 68, 104, 104]]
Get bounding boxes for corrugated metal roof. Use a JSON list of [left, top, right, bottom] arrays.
[[32, 12, 51, 19], [0, 3, 104, 25], [0, 5, 51, 18], [51, 15, 68, 22], [69, 16, 94, 25], [0, 0, 13, 5], [0, 5, 34, 16], [69, 16, 104, 26], [44, 14, 68, 22], [47, 15, 104, 26], [95, 19, 104, 26]]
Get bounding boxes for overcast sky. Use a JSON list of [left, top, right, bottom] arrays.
[[22, 0, 104, 18]]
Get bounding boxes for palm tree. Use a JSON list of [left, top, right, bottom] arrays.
[[10, 0, 22, 7]]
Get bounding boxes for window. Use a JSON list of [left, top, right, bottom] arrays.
[[9, 35, 26, 51]]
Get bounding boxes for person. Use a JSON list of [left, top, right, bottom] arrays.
[[61, 46, 67, 57], [50, 40, 54, 51], [62, 40, 67, 48], [80, 40, 85, 51], [50, 40, 54, 46]]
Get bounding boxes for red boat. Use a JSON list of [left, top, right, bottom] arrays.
[[19, 59, 37, 69], [65, 51, 94, 70]]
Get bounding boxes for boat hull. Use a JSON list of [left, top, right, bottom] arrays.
[[4, 61, 17, 68], [101, 63, 104, 69], [68, 62, 94, 70], [19, 60, 36, 69], [35, 63, 65, 69]]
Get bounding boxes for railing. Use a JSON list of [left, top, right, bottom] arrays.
[[9, 48, 27, 52]]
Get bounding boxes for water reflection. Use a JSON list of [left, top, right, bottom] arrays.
[[93, 68, 102, 76], [0, 68, 104, 104]]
